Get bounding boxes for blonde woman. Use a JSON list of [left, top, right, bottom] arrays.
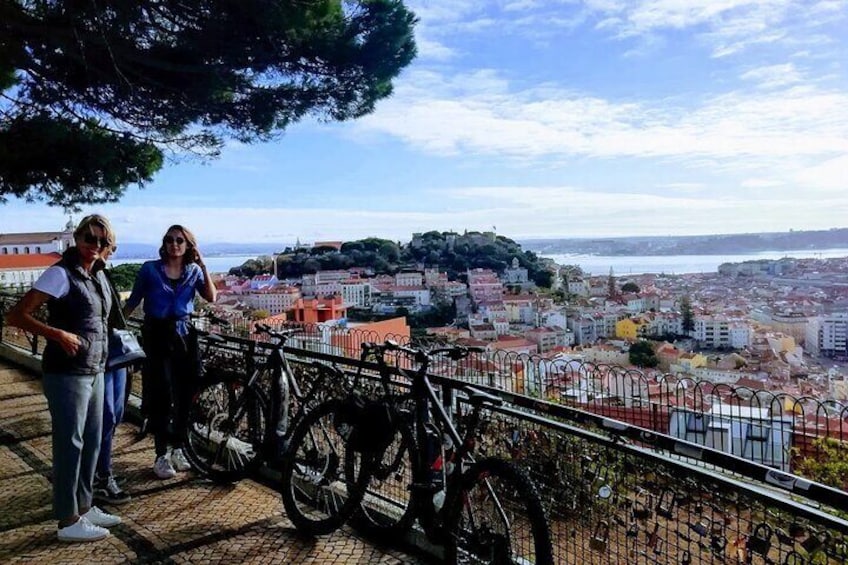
[[124, 225, 217, 478], [5, 214, 122, 542]]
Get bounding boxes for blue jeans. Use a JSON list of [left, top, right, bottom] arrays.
[[96, 368, 127, 478], [42, 372, 104, 522]]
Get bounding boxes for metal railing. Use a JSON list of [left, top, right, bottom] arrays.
[[2, 291, 847, 563]]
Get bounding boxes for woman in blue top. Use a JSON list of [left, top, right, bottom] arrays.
[[124, 225, 217, 479]]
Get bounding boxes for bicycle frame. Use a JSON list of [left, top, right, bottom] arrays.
[[367, 344, 510, 542]]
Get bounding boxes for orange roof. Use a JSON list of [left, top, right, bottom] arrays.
[[0, 253, 61, 269]]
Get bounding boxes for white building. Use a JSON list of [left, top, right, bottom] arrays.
[[0, 253, 62, 290], [694, 316, 752, 349], [340, 279, 373, 308], [242, 286, 301, 315], [806, 313, 848, 358], [0, 222, 74, 256]]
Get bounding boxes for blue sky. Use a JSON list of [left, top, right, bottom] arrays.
[[3, 0, 848, 246]]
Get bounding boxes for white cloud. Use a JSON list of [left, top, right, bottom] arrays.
[[354, 69, 848, 187], [740, 63, 802, 88]]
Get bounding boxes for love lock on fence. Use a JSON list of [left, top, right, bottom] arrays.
[[656, 488, 675, 519], [748, 522, 774, 556], [590, 520, 609, 552]]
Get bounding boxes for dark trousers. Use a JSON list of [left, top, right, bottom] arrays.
[[142, 323, 198, 457]]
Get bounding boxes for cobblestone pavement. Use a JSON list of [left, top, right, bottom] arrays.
[[0, 361, 432, 564]]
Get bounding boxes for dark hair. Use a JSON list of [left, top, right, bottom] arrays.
[[158, 224, 199, 267]]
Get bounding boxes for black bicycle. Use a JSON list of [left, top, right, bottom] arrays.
[[279, 340, 554, 564], [183, 323, 344, 483]]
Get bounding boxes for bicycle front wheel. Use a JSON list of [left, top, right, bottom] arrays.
[[444, 458, 554, 565], [346, 420, 418, 539], [279, 399, 370, 536], [184, 377, 267, 483]]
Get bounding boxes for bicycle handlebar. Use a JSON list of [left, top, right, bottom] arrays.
[[254, 323, 300, 342], [361, 340, 483, 365], [189, 311, 231, 328]]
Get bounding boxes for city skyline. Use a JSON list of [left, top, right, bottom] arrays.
[[2, 0, 847, 245]]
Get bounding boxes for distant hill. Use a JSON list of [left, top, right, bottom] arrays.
[[114, 242, 286, 260], [519, 229, 848, 256]]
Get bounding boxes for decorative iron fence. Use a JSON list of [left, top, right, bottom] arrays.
[[2, 291, 847, 563]]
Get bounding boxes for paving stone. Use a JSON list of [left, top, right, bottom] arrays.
[[0, 360, 433, 564]]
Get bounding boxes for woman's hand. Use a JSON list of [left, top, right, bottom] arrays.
[[56, 330, 82, 356], [193, 249, 205, 268]]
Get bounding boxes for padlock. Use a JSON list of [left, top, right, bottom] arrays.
[[590, 520, 609, 552], [626, 521, 639, 538], [632, 490, 653, 520], [749, 522, 773, 555], [711, 534, 727, 554], [783, 550, 806, 565], [681, 550, 692, 565], [776, 527, 795, 546], [647, 522, 660, 549], [689, 518, 709, 537], [582, 455, 598, 482], [653, 537, 664, 556], [789, 522, 806, 538], [656, 488, 675, 519], [801, 530, 822, 555]]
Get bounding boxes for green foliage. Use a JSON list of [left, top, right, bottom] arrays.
[[229, 256, 274, 277], [621, 281, 640, 293], [680, 294, 695, 333], [109, 263, 143, 292], [629, 340, 658, 368], [1, 0, 417, 207], [793, 437, 848, 491], [269, 231, 554, 287]]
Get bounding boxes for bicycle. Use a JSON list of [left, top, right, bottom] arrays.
[[279, 340, 554, 564], [183, 323, 344, 483]]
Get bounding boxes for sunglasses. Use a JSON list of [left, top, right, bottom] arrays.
[[163, 236, 186, 245], [82, 233, 110, 249]]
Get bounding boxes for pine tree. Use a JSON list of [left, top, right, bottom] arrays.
[[681, 294, 695, 335]]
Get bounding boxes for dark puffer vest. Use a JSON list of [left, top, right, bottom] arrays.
[[41, 249, 113, 376]]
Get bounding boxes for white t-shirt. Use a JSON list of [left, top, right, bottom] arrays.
[[33, 266, 70, 299]]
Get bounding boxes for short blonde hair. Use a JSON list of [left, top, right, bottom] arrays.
[[74, 214, 115, 248]]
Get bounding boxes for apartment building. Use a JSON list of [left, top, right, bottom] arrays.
[[806, 313, 848, 358], [395, 270, 424, 287], [340, 278, 373, 308], [693, 316, 752, 349], [467, 268, 504, 303], [526, 327, 574, 353], [241, 286, 301, 315]]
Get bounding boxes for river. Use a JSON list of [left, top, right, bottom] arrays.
[[111, 249, 848, 276], [542, 249, 848, 275]]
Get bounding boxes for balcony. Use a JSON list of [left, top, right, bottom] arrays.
[[2, 291, 847, 564]]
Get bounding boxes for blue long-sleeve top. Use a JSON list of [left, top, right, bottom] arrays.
[[126, 259, 206, 336]]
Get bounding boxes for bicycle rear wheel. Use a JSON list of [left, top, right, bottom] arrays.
[[184, 376, 268, 483], [444, 458, 554, 565], [279, 399, 370, 536]]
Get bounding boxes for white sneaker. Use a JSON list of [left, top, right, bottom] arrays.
[[82, 506, 121, 528], [170, 448, 192, 472], [57, 516, 109, 542], [154, 454, 177, 479]]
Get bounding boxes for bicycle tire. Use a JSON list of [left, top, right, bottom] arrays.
[[184, 376, 268, 483], [345, 420, 418, 539], [444, 458, 554, 565], [279, 399, 371, 536]]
